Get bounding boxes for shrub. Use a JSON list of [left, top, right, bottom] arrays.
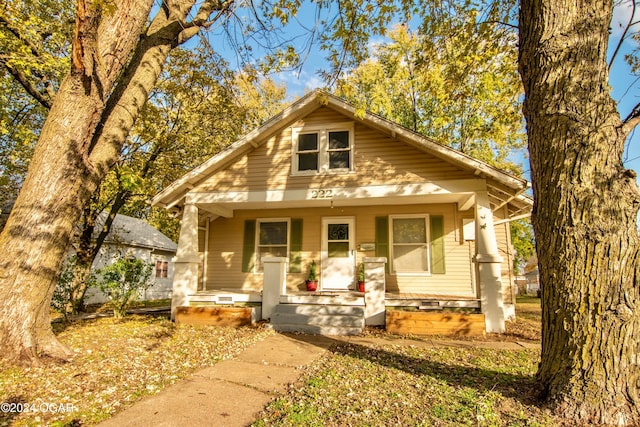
[[98, 257, 153, 318], [52, 255, 97, 320]]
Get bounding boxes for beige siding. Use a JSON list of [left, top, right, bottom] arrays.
[[205, 204, 475, 296], [196, 107, 476, 193], [494, 208, 517, 305]]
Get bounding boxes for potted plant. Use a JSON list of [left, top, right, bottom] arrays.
[[357, 262, 365, 292], [306, 260, 318, 291]]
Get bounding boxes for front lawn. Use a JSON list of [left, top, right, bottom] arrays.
[[254, 343, 554, 426], [0, 315, 273, 426], [254, 296, 547, 426], [1, 297, 543, 426]]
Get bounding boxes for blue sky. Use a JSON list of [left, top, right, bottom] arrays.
[[610, 1, 640, 176], [207, 2, 640, 181]]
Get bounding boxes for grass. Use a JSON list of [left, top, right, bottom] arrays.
[[0, 314, 273, 427], [505, 295, 542, 342], [253, 343, 555, 426], [1, 296, 543, 426], [253, 295, 547, 426]]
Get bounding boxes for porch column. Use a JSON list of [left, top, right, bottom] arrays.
[[474, 191, 505, 333], [262, 257, 288, 320], [364, 257, 387, 326], [171, 202, 200, 320]]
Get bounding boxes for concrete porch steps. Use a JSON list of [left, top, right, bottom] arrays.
[[269, 303, 365, 336]]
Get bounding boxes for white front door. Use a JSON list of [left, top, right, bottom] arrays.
[[321, 217, 355, 290]]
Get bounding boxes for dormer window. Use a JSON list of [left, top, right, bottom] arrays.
[[292, 123, 354, 175]]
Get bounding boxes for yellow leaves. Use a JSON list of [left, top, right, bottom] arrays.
[[0, 315, 273, 426], [335, 14, 525, 172]]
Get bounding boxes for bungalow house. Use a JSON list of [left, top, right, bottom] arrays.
[[152, 90, 532, 334]]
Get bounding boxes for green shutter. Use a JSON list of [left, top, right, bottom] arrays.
[[242, 220, 256, 273], [289, 219, 303, 273], [430, 215, 446, 274], [375, 216, 389, 273]]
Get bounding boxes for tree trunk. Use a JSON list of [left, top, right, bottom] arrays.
[[0, 0, 229, 365], [519, 0, 640, 424], [0, 0, 154, 364], [0, 73, 116, 362], [67, 190, 131, 315]]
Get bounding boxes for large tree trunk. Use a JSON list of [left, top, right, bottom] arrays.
[[0, 0, 153, 364], [0, 0, 226, 365], [519, 0, 640, 424]]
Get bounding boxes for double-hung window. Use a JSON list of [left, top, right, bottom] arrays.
[[292, 123, 354, 175], [389, 215, 430, 275], [256, 219, 290, 272], [296, 133, 319, 172], [155, 261, 168, 278]]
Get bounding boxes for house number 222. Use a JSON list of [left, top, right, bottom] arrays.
[[310, 189, 333, 199]]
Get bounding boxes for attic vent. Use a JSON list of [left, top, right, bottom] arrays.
[[216, 296, 234, 304]]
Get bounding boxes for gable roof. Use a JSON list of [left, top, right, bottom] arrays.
[[152, 89, 530, 214], [98, 213, 177, 252]]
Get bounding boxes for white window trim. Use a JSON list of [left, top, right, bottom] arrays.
[[255, 218, 291, 273], [291, 122, 355, 176], [389, 214, 432, 276]]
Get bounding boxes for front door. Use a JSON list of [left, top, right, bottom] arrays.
[[321, 217, 355, 290]]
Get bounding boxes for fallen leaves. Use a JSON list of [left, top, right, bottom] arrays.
[[254, 342, 557, 426], [0, 314, 272, 426]]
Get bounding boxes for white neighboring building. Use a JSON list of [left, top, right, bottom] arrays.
[[84, 214, 178, 304]]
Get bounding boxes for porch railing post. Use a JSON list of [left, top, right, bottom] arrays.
[[363, 257, 387, 325], [262, 257, 288, 320]]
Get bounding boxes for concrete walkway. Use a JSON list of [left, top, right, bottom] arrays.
[[98, 333, 540, 427], [98, 333, 335, 427]]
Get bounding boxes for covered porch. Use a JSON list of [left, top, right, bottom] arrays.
[[178, 257, 485, 336], [167, 179, 530, 334]]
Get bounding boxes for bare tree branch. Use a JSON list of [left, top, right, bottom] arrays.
[[609, 0, 637, 72], [622, 101, 640, 137], [2, 61, 52, 109]]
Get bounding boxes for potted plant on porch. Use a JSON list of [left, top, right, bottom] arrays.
[[357, 262, 365, 292], [306, 260, 318, 291]]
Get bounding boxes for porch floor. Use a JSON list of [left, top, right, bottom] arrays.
[[189, 289, 480, 309]]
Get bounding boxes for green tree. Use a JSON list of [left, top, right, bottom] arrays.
[[66, 47, 287, 315], [0, 0, 74, 229], [336, 19, 524, 173], [519, 0, 640, 423], [510, 219, 535, 272], [0, 0, 293, 357], [97, 257, 153, 318]]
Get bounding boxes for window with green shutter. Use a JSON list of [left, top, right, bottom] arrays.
[[385, 214, 447, 275], [242, 218, 300, 273]]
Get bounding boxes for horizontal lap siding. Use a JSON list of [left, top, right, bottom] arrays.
[[196, 107, 476, 192], [494, 208, 516, 305], [205, 204, 474, 296]]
